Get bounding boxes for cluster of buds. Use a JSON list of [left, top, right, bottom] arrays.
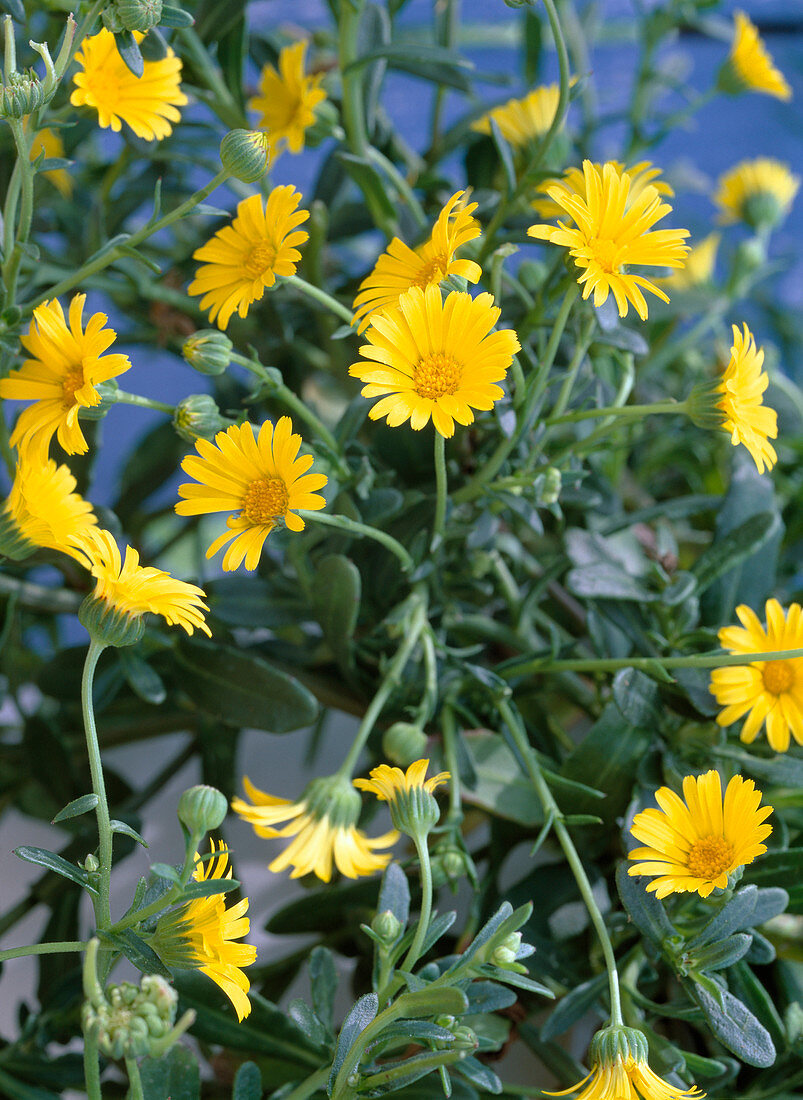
[[0, 14, 76, 121], [433, 1015, 479, 1054]]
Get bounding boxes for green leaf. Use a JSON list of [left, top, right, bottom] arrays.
[[395, 987, 469, 1019], [743, 849, 803, 914], [311, 555, 361, 671], [560, 703, 652, 824], [378, 861, 410, 928], [179, 878, 239, 900], [101, 929, 173, 979], [612, 669, 661, 729], [330, 993, 378, 1091], [206, 577, 304, 629], [160, 5, 195, 26], [288, 1000, 330, 1050], [686, 885, 763, 949], [462, 732, 542, 826], [338, 152, 398, 226], [523, 7, 542, 84], [488, 118, 516, 193], [0, 0, 25, 21], [344, 44, 474, 92], [455, 1055, 502, 1094], [565, 562, 656, 602], [466, 981, 518, 1014], [692, 512, 777, 596], [689, 933, 752, 972], [114, 30, 144, 77], [14, 847, 92, 892], [118, 648, 166, 705], [174, 638, 318, 733], [0, 1068, 60, 1100], [151, 862, 180, 883], [615, 864, 676, 948], [232, 1063, 261, 1100], [690, 980, 775, 1067], [728, 960, 786, 1049], [110, 819, 148, 847], [267, 878, 379, 935], [310, 946, 338, 1034], [139, 1045, 201, 1100], [52, 794, 98, 823], [541, 973, 607, 1041]]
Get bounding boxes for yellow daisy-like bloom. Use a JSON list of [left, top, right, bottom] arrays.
[[355, 759, 450, 838], [152, 841, 257, 1022], [715, 158, 799, 228], [472, 83, 562, 147], [628, 770, 772, 899], [0, 452, 96, 561], [72, 527, 211, 637], [715, 323, 777, 474], [662, 232, 719, 291], [70, 28, 188, 140], [231, 775, 398, 882], [28, 126, 72, 198], [531, 159, 673, 221], [175, 417, 328, 572], [527, 160, 690, 320], [352, 191, 482, 333], [0, 294, 131, 457], [248, 40, 326, 154], [711, 599, 803, 752], [720, 12, 792, 101], [188, 188, 310, 330], [350, 285, 520, 438]]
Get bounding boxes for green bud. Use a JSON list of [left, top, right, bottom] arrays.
[[536, 467, 561, 506], [173, 394, 227, 442], [83, 854, 100, 873], [113, 0, 163, 32], [182, 330, 232, 376], [491, 931, 522, 968], [742, 192, 786, 231], [382, 722, 428, 768], [177, 784, 228, 835], [370, 908, 402, 945], [451, 1025, 478, 1052], [430, 844, 469, 889], [1, 70, 46, 118], [79, 594, 144, 648], [220, 129, 270, 183]]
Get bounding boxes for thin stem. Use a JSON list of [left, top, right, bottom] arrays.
[[284, 273, 355, 325], [498, 698, 622, 1026], [106, 885, 180, 935], [282, 1066, 330, 1100], [338, 0, 369, 155], [83, 1029, 102, 1100], [502, 647, 803, 679], [2, 119, 34, 304], [368, 148, 427, 229], [298, 510, 414, 573], [81, 640, 112, 928], [0, 940, 86, 962], [178, 26, 246, 130], [125, 1058, 145, 1100], [115, 390, 175, 415], [431, 433, 448, 553], [402, 834, 434, 971], [441, 706, 462, 825], [545, 399, 682, 427], [427, 0, 459, 163]]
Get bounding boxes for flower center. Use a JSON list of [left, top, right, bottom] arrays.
[[588, 237, 620, 273], [244, 241, 277, 279], [762, 659, 795, 696], [242, 477, 289, 525], [62, 364, 85, 406], [686, 835, 735, 880], [413, 352, 462, 401], [412, 255, 447, 290]]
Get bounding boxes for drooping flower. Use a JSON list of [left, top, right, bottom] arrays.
[[547, 1025, 703, 1100], [662, 232, 719, 291], [28, 126, 72, 198], [188, 188, 310, 330], [472, 83, 563, 147], [715, 158, 799, 230], [0, 294, 131, 456], [349, 285, 520, 438], [711, 599, 803, 753], [151, 841, 257, 1021], [0, 452, 96, 561], [70, 28, 188, 141], [715, 323, 777, 474], [71, 527, 211, 642], [231, 774, 398, 882], [175, 418, 327, 572], [718, 12, 792, 101], [355, 759, 450, 837], [353, 191, 482, 333], [531, 159, 673, 221], [248, 40, 326, 154], [628, 770, 772, 899], [527, 160, 689, 319]]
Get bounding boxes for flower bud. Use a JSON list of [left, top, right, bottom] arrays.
[[491, 931, 522, 968], [173, 394, 227, 442], [79, 594, 145, 648], [82, 974, 178, 1060], [536, 467, 561, 506], [83, 854, 100, 873], [451, 1025, 478, 1052], [382, 722, 428, 768], [178, 784, 228, 835], [182, 330, 232, 376], [1, 71, 46, 118], [113, 0, 163, 32], [370, 908, 402, 945], [220, 129, 270, 183]]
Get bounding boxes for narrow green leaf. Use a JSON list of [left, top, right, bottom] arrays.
[[14, 847, 92, 892], [690, 981, 775, 1067], [52, 794, 98, 823], [109, 820, 148, 847], [160, 4, 195, 26], [311, 555, 361, 671], [114, 30, 144, 77], [101, 929, 173, 979], [310, 946, 338, 1034], [541, 973, 607, 1041], [329, 993, 378, 1090], [692, 512, 776, 594]]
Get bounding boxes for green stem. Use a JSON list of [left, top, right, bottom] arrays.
[[502, 647, 803, 679], [338, 0, 369, 157], [0, 940, 86, 962], [2, 119, 34, 305], [81, 640, 112, 929], [298, 510, 415, 573], [114, 390, 175, 415], [431, 432, 448, 553], [498, 698, 623, 1026], [545, 399, 682, 427], [427, 0, 459, 164], [178, 26, 246, 130], [282, 1066, 330, 1100], [368, 148, 427, 229], [414, 627, 438, 727], [106, 886, 180, 935], [362, 1049, 463, 1087], [83, 1029, 102, 1100], [284, 273, 355, 325], [402, 834, 434, 971], [125, 1058, 145, 1100], [441, 706, 462, 825]]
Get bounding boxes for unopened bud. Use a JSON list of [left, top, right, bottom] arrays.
[[491, 931, 522, 968], [537, 467, 561, 506], [451, 1025, 478, 1052], [84, 854, 100, 873], [1, 71, 46, 118], [382, 722, 428, 768], [371, 908, 403, 945], [177, 784, 228, 835], [173, 394, 226, 442], [182, 330, 232, 376], [220, 129, 270, 183], [112, 0, 163, 32], [82, 974, 178, 1060]]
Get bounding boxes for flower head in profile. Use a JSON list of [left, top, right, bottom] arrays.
[[188, 188, 309, 330], [715, 323, 777, 474], [70, 28, 188, 140], [528, 160, 689, 319], [531, 159, 673, 221], [355, 759, 449, 838], [718, 12, 792, 101], [232, 774, 398, 882], [0, 452, 96, 561], [0, 294, 131, 456], [546, 1025, 703, 1100], [72, 528, 210, 645], [151, 841, 257, 1021], [29, 126, 72, 198], [248, 40, 326, 154], [353, 191, 482, 333], [472, 83, 563, 148], [350, 285, 520, 438], [715, 158, 799, 230], [628, 770, 772, 899], [175, 418, 327, 572], [711, 599, 803, 753]]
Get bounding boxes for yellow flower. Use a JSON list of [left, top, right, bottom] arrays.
[[355, 758, 450, 837], [175, 417, 328, 572], [548, 1026, 703, 1100], [662, 232, 719, 291], [248, 40, 326, 154], [0, 294, 131, 457], [531, 159, 673, 221], [353, 191, 482, 333], [719, 12, 792, 101], [528, 160, 689, 319], [231, 775, 398, 882], [28, 126, 72, 198], [349, 285, 520, 438], [472, 83, 562, 147], [188, 188, 310, 330], [71, 527, 211, 637], [715, 158, 799, 229], [151, 841, 257, 1021], [70, 28, 188, 140], [628, 770, 772, 899], [711, 599, 803, 752], [0, 452, 96, 561], [715, 323, 777, 474]]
